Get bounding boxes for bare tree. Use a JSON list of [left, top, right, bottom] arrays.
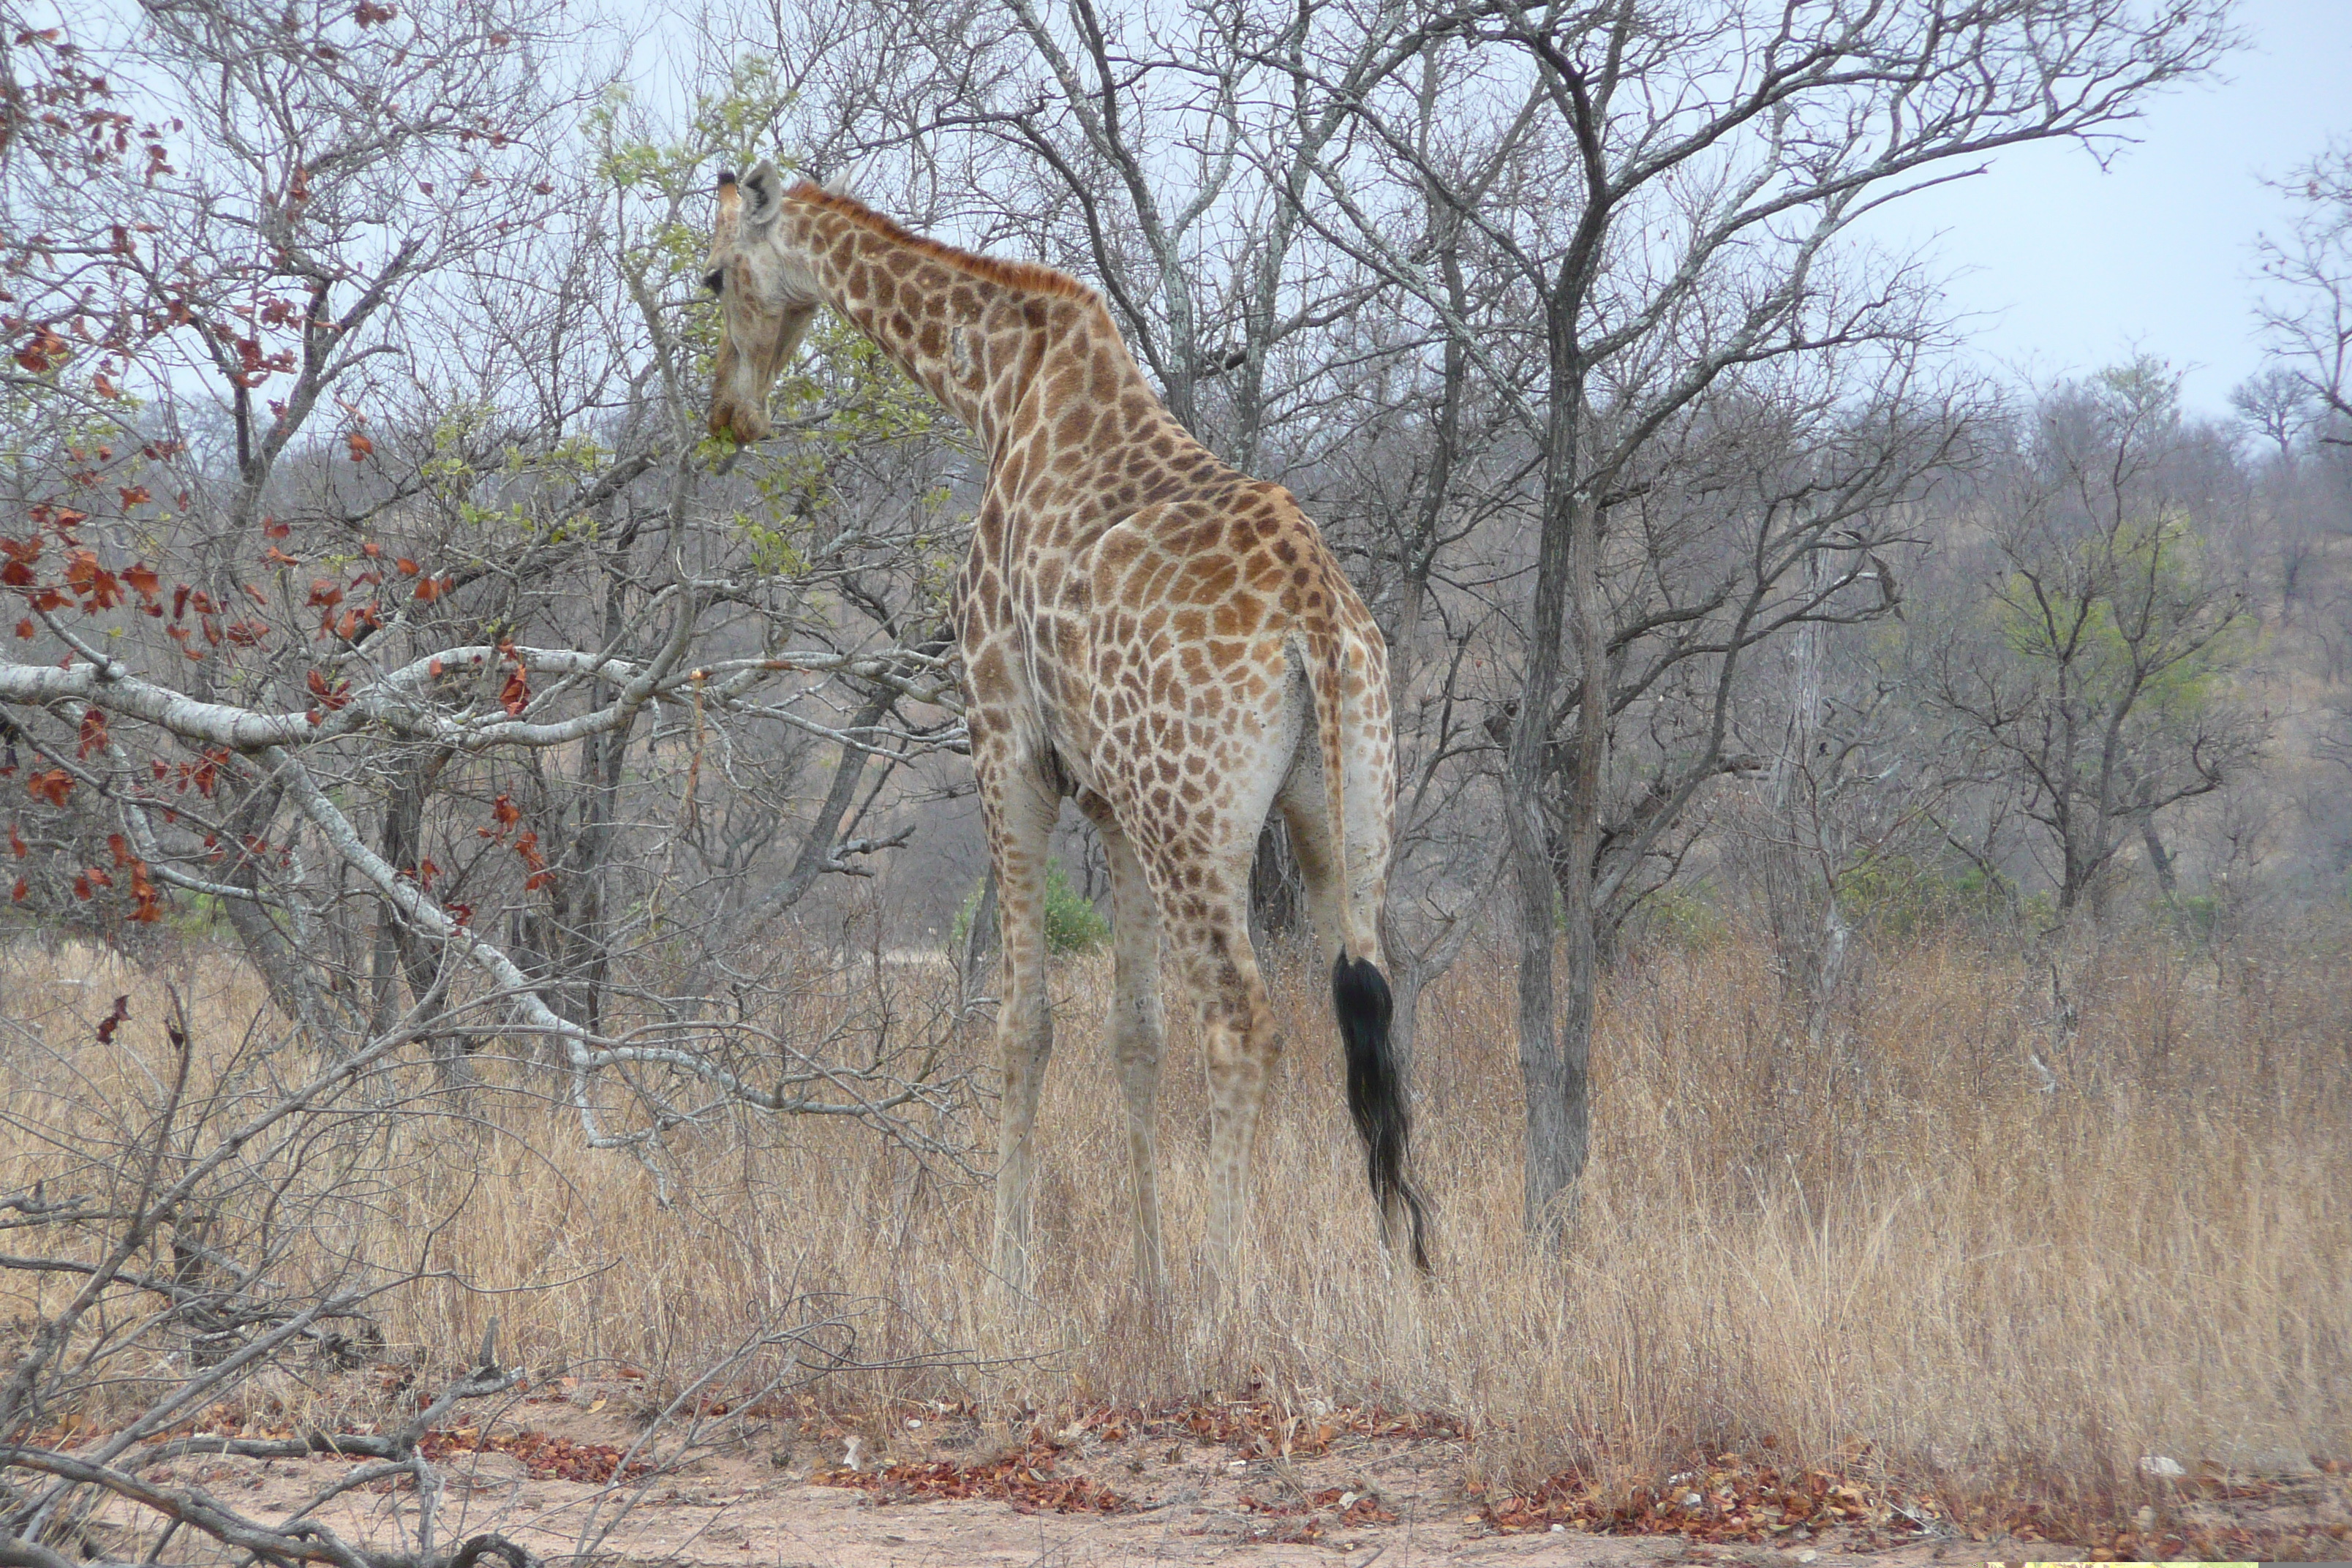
[[1, 0, 973, 1152], [1274, 0, 2235, 1233], [1922, 363, 2266, 919], [2256, 138, 2352, 440]]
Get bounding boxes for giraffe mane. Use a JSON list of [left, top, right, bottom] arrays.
[[784, 180, 1096, 304]]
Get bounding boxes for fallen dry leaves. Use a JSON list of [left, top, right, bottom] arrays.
[[415, 1426, 654, 1484], [1476, 1447, 2351, 1561], [814, 1434, 1130, 1515]]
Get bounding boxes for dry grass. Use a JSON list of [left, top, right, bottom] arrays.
[[4, 919, 2345, 1523]]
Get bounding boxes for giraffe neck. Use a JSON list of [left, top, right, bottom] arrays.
[[778, 195, 1077, 457]]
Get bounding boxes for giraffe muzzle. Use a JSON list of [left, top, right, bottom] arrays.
[[709, 402, 771, 445]]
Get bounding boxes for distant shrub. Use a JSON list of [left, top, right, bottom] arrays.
[[1836, 854, 2014, 938], [1621, 880, 1729, 954], [951, 858, 1109, 957]]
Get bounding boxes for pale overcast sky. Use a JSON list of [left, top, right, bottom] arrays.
[[1858, 0, 2352, 416]]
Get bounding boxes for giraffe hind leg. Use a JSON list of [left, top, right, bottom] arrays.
[[984, 766, 1060, 1298], [1156, 860, 1281, 1297], [1079, 796, 1167, 1297]]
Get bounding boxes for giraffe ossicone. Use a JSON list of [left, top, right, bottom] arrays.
[[706, 159, 1430, 1293]]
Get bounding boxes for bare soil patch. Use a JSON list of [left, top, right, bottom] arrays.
[[91, 1378, 2351, 1568]]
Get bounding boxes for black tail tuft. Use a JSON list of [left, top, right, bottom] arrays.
[[1333, 952, 1431, 1273]]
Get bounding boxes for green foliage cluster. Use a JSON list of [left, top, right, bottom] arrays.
[[1993, 509, 2253, 723], [584, 64, 961, 589], [1834, 855, 2015, 938], [1621, 880, 1730, 954], [951, 859, 1109, 957]]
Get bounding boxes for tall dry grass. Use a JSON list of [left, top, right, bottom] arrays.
[[3, 919, 2345, 1516]]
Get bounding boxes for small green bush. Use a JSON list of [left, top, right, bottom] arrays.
[[951, 858, 1109, 957], [1621, 880, 1728, 953], [1836, 854, 2014, 938]]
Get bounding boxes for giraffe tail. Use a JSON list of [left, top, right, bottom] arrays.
[[1302, 618, 1429, 1273], [1333, 953, 1431, 1273]]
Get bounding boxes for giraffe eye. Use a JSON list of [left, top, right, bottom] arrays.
[[703, 268, 724, 294]]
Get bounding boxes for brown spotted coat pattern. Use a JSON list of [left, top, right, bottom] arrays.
[[706, 163, 1398, 1296]]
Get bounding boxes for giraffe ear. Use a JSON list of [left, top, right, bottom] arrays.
[[741, 159, 785, 228]]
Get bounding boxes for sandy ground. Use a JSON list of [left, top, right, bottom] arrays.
[[78, 1379, 2348, 1568]]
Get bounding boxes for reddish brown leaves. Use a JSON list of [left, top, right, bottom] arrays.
[[513, 832, 549, 891], [25, 769, 72, 807], [64, 549, 121, 609], [1167, 1397, 1460, 1459], [498, 660, 529, 716], [414, 1428, 649, 1484], [94, 993, 129, 1043], [76, 709, 108, 758], [1479, 1450, 1931, 1545], [305, 669, 352, 722], [14, 325, 69, 373], [1234, 1485, 1398, 1544], [815, 1436, 1131, 1517], [1, 534, 42, 586]]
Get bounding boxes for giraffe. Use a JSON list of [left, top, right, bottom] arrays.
[[704, 162, 1428, 1295]]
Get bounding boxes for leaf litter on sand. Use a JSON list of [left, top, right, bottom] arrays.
[[1477, 1442, 2352, 1562]]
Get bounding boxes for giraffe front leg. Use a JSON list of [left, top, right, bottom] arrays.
[[985, 769, 1059, 1300]]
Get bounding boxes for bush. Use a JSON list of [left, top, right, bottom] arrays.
[[1621, 880, 1729, 954], [951, 858, 1109, 957], [1836, 854, 2015, 938]]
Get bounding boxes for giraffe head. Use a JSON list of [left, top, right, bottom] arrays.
[[704, 160, 820, 444]]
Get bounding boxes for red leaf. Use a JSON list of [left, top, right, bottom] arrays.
[[500, 663, 529, 716], [347, 431, 374, 462], [10, 880, 25, 902], [26, 769, 72, 807], [12, 619, 30, 638], [76, 709, 108, 758], [394, 557, 420, 576], [8, 823, 25, 857], [65, 549, 121, 608], [265, 546, 300, 566], [305, 668, 352, 710], [124, 562, 160, 600]]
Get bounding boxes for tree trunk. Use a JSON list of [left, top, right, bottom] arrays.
[[1508, 448, 1600, 1237], [1248, 819, 1305, 947]]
